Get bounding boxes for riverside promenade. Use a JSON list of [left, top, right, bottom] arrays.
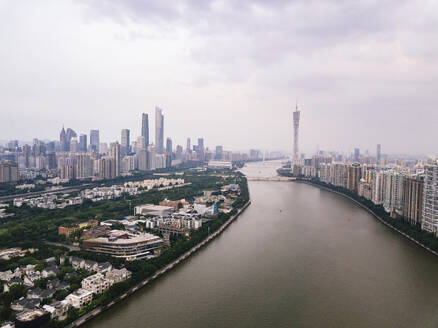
[[66, 200, 251, 328], [298, 180, 438, 258]]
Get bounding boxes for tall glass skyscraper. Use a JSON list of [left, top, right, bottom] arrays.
[[293, 104, 300, 163], [90, 130, 99, 152], [141, 113, 149, 149], [121, 129, 130, 155], [155, 107, 164, 154]]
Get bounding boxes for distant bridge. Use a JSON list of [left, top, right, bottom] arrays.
[[245, 176, 296, 182]]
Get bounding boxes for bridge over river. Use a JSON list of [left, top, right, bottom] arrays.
[[245, 176, 296, 181]]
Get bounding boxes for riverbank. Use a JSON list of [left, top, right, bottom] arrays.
[[65, 200, 251, 328], [296, 180, 438, 257]]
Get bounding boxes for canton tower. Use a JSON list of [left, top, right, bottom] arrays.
[[293, 102, 300, 163]]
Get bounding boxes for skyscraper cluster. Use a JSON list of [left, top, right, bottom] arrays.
[[0, 107, 251, 182]]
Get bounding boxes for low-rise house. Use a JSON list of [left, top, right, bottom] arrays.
[[43, 300, 70, 320], [4, 277, 24, 292], [0, 247, 22, 260], [97, 262, 112, 273], [42, 265, 59, 278], [81, 273, 110, 294], [83, 260, 98, 272], [59, 255, 67, 265], [15, 309, 50, 328], [0, 321, 14, 328], [0, 269, 21, 282], [21, 264, 36, 275], [105, 268, 131, 284], [27, 288, 55, 301], [11, 298, 40, 312], [23, 272, 42, 287], [65, 288, 93, 308], [70, 257, 85, 270], [44, 257, 56, 264], [64, 272, 77, 280], [47, 279, 70, 291]]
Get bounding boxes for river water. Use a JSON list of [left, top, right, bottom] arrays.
[[85, 161, 438, 328]]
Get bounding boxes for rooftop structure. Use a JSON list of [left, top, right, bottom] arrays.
[[82, 230, 163, 261], [134, 204, 174, 216]]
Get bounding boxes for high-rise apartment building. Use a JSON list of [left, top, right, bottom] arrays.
[[382, 171, 404, 213], [422, 164, 438, 234], [76, 154, 93, 179], [90, 130, 99, 152], [402, 176, 423, 226], [0, 161, 18, 183], [155, 107, 164, 153], [141, 113, 149, 148], [346, 163, 361, 192]]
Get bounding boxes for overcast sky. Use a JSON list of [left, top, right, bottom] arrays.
[[1, 0, 437, 156]]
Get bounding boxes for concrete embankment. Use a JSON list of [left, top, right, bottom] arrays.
[[297, 180, 438, 258], [66, 201, 251, 328]]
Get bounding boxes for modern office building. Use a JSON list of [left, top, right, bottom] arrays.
[[70, 138, 79, 153], [111, 142, 121, 177], [79, 134, 87, 153], [121, 129, 130, 155], [186, 138, 191, 152], [354, 148, 360, 162], [155, 107, 164, 153], [215, 146, 223, 160], [134, 204, 174, 216], [82, 230, 163, 261], [137, 148, 148, 171], [90, 130, 99, 152], [197, 138, 205, 161], [292, 103, 300, 163], [422, 163, 438, 234], [60, 127, 67, 152], [176, 145, 183, 159], [141, 113, 149, 148], [166, 137, 172, 154], [376, 144, 381, 166]]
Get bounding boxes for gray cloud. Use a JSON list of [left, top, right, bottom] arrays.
[[0, 0, 438, 155]]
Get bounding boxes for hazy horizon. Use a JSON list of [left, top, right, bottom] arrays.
[[1, 1, 438, 156]]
